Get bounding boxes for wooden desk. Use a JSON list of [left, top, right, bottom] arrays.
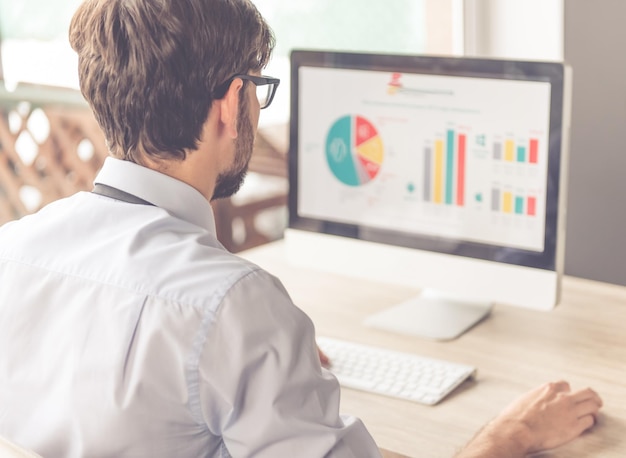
[[240, 241, 626, 458]]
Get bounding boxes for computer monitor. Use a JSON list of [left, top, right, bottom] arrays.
[[286, 50, 571, 340]]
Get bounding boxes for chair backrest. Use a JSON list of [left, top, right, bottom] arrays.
[[0, 435, 42, 458]]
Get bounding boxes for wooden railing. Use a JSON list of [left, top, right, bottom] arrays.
[[0, 83, 288, 252], [0, 84, 107, 222]]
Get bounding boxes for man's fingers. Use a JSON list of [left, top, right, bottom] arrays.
[[576, 413, 597, 433], [318, 347, 330, 366], [575, 399, 602, 419], [551, 380, 571, 391], [572, 387, 603, 407]]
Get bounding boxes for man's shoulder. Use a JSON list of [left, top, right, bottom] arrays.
[[160, 247, 275, 306], [0, 192, 280, 311]]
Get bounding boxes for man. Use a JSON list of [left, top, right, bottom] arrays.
[[0, 0, 602, 456]]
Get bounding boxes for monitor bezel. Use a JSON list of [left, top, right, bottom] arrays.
[[288, 50, 566, 272]]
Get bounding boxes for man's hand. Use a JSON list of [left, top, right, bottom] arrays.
[[497, 380, 602, 453], [457, 380, 603, 457], [317, 346, 330, 367]]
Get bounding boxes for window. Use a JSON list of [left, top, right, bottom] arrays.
[[254, 0, 461, 126], [0, 0, 82, 90], [0, 0, 461, 123]]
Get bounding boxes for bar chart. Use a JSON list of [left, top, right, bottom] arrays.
[[491, 188, 537, 216], [422, 126, 543, 224], [423, 128, 466, 207], [493, 137, 539, 164]]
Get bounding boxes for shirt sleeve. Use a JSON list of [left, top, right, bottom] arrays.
[[198, 268, 382, 458]]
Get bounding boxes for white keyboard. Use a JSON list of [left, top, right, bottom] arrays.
[[318, 337, 476, 405]]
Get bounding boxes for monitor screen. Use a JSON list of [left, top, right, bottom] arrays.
[[287, 50, 570, 339]]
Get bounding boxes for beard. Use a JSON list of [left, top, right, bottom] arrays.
[[211, 91, 255, 201]]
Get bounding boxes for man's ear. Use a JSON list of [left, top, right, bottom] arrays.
[[218, 78, 244, 140]]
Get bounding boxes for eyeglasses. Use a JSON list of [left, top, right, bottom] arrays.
[[214, 74, 280, 109]]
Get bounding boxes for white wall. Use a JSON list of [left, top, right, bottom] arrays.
[[463, 0, 626, 287], [464, 0, 564, 61], [562, 0, 626, 286]]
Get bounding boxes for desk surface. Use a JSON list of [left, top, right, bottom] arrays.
[[240, 241, 626, 458]]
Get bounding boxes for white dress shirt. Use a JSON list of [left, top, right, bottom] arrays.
[[0, 157, 381, 458]]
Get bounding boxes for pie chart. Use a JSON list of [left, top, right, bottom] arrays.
[[325, 115, 384, 186]]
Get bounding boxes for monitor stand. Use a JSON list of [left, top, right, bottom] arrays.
[[363, 289, 493, 341]]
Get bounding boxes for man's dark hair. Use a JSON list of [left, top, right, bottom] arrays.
[[69, 0, 275, 163]]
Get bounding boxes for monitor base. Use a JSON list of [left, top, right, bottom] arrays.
[[364, 289, 493, 341]]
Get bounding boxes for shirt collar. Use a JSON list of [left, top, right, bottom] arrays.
[[94, 157, 217, 234]]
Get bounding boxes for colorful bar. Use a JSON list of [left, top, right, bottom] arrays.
[[505, 140, 515, 162], [445, 130, 454, 205], [529, 139, 539, 164], [515, 196, 524, 214], [457, 134, 466, 206], [491, 188, 500, 211], [527, 196, 537, 216], [423, 147, 431, 202], [434, 140, 444, 203], [517, 146, 526, 163], [503, 191, 513, 213], [493, 142, 502, 160]]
